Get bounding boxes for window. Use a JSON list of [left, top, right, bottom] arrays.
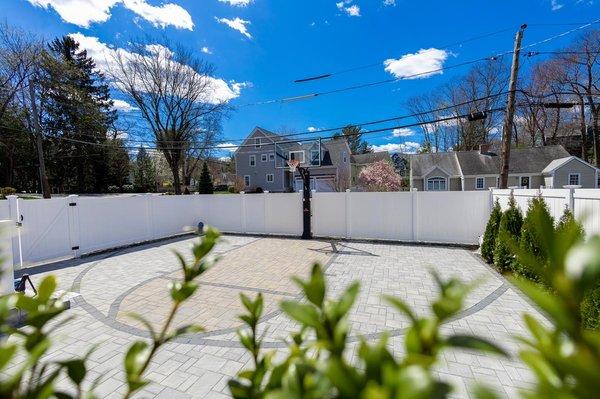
[[520, 176, 530, 189], [310, 150, 320, 165], [568, 173, 580, 186], [249, 155, 256, 167], [476, 177, 485, 190], [266, 173, 274, 183], [289, 151, 305, 163], [261, 154, 268, 162], [244, 175, 250, 186], [427, 177, 447, 191], [342, 151, 347, 163], [269, 153, 275, 161], [496, 177, 500, 188], [255, 137, 261, 148]]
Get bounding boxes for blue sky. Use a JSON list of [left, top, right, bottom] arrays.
[[2, 0, 599, 156]]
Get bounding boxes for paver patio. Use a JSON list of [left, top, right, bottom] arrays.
[[8, 234, 544, 398]]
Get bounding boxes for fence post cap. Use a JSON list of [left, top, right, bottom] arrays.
[[264, 190, 270, 193], [67, 194, 79, 198], [345, 189, 351, 192], [240, 191, 245, 194], [5, 195, 18, 199]]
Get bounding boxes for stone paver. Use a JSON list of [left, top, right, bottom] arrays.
[[7, 235, 545, 398]]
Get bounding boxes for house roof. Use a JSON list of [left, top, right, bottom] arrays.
[[351, 151, 391, 165], [410, 152, 462, 177], [411, 145, 571, 177], [542, 156, 600, 174]]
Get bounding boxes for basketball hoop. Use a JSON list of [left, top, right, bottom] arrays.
[[287, 159, 300, 173]]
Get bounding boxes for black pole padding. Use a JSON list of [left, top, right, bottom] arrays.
[[299, 167, 312, 240]]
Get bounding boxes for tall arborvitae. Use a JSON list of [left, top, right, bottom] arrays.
[[133, 146, 156, 192], [481, 200, 502, 264], [493, 196, 523, 273], [515, 197, 554, 282]]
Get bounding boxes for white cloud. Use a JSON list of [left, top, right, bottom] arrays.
[[26, 0, 193, 29], [371, 141, 421, 154], [384, 48, 449, 79], [392, 128, 414, 137], [112, 99, 138, 112], [307, 126, 319, 132], [69, 33, 245, 104], [336, 1, 361, 17], [215, 17, 252, 38], [551, 0, 563, 10], [201, 46, 213, 54], [219, 0, 253, 6], [383, 0, 395, 5], [217, 142, 239, 152], [230, 81, 252, 95]]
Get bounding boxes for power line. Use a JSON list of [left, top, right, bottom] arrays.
[[241, 19, 600, 107]]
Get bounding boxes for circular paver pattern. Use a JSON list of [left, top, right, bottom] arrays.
[[68, 235, 508, 348]]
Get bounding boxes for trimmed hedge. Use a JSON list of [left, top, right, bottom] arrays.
[[481, 200, 502, 264]]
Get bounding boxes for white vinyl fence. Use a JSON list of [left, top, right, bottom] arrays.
[[312, 191, 491, 244], [492, 188, 600, 237]]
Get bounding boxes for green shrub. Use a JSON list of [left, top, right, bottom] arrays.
[[481, 200, 502, 263], [515, 197, 553, 282], [494, 196, 523, 273], [582, 285, 600, 330], [198, 162, 214, 194], [228, 186, 236, 193], [0, 187, 16, 199], [556, 206, 585, 240]]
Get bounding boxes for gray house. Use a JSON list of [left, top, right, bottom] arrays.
[[410, 145, 599, 191], [234, 127, 352, 192]]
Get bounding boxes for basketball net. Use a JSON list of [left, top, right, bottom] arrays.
[[287, 159, 300, 173]]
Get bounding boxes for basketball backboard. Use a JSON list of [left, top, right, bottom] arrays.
[[273, 138, 323, 169]]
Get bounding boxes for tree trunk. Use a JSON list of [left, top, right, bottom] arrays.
[[578, 97, 588, 161], [170, 164, 182, 195], [28, 80, 51, 199]]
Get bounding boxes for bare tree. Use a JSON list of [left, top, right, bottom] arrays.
[[110, 40, 228, 194], [0, 22, 41, 121]]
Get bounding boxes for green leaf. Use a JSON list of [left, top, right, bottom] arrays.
[[124, 341, 150, 391], [0, 344, 17, 371], [384, 296, 417, 323], [60, 359, 87, 385], [280, 301, 320, 328], [126, 313, 157, 341], [169, 281, 198, 303], [471, 384, 502, 399], [37, 275, 57, 302], [446, 335, 508, 357], [335, 282, 360, 318]]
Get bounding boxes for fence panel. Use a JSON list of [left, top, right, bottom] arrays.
[[573, 189, 600, 237], [17, 198, 72, 265], [265, 193, 302, 236], [243, 194, 266, 234], [347, 192, 412, 241], [312, 192, 347, 238], [415, 191, 490, 244], [0, 201, 9, 220], [77, 196, 150, 254], [150, 195, 202, 238], [202, 195, 244, 233]]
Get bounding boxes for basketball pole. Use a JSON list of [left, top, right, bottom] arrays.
[[297, 166, 312, 240]]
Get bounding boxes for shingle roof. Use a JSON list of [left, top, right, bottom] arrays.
[[411, 145, 571, 177], [351, 152, 391, 165], [410, 152, 461, 177], [542, 156, 599, 174]]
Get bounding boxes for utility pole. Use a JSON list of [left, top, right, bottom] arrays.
[[499, 24, 527, 189], [28, 79, 51, 199]]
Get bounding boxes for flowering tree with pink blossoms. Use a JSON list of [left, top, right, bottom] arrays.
[[357, 160, 403, 192]]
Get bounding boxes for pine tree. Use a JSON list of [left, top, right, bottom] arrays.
[[515, 197, 554, 282], [198, 162, 214, 194], [133, 147, 156, 192], [494, 196, 523, 273], [556, 207, 585, 239], [481, 200, 502, 264], [334, 125, 371, 154], [40, 35, 116, 193]]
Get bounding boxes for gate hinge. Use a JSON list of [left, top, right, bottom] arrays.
[[69, 202, 77, 207], [71, 246, 79, 251]]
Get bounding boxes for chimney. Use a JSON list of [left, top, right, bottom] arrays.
[[479, 144, 491, 155]]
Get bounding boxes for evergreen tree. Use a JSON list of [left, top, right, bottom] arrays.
[[481, 200, 502, 264], [133, 146, 156, 192], [40, 35, 117, 193], [556, 207, 585, 240], [493, 197, 523, 273], [334, 125, 371, 154], [198, 162, 214, 194], [515, 197, 554, 282]]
